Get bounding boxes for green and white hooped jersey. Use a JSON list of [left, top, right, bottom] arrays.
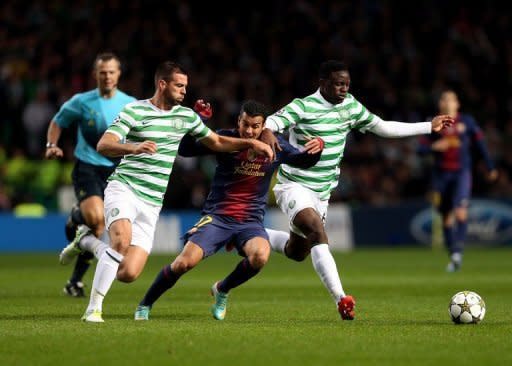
[[106, 99, 211, 206], [266, 90, 378, 201]]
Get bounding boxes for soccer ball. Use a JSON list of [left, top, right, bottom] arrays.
[[448, 291, 486, 324]]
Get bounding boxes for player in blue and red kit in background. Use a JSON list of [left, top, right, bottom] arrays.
[[134, 100, 324, 320], [419, 90, 498, 271]]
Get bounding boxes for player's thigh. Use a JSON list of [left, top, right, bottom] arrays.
[[117, 245, 149, 282], [439, 177, 457, 218], [80, 196, 105, 233], [273, 182, 317, 224], [454, 170, 471, 215], [108, 219, 133, 254], [274, 182, 326, 240], [236, 224, 270, 261], [185, 215, 234, 258], [104, 181, 139, 251], [130, 202, 161, 255], [293, 207, 327, 239]]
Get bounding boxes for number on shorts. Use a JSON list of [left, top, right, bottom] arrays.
[[194, 215, 213, 229]]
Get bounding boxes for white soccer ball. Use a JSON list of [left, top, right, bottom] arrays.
[[448, 291, 486, 324]]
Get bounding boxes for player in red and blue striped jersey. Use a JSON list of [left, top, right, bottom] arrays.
[[419, 90, 498, 271], [134, 100, 323, 320]]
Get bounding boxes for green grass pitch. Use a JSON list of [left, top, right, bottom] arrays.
[[1, 248, 511, 366]]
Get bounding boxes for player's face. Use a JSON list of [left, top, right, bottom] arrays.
[[162, 72, 188, 105], [438, 91, 460, 116], [95, 59, 121, 95], [320, 70, 350, 105], [238, 113, 265, 139]]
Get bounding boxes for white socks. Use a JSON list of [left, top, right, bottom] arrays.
[[80, 235, 110, 260], [311, 244, 345, 303], [86, 248, 124, 312], [266, 229, 347, 304], [265, 228, 289, 255]]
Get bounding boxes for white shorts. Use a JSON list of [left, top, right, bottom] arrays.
[[104, 180, 161, 254], [273, 182, 329, 236]]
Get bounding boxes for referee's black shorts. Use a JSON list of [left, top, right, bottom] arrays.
[[72, 160, 116, 202]]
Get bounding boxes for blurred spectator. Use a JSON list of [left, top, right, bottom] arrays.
[[22, 85, 55, 157]]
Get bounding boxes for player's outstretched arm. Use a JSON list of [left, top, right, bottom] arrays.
[[199, 132, 274, 160], [368, 115, 454, 137], [97, 132, 157, 157]]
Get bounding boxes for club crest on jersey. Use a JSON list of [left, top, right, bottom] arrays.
[[110, 208, 120, 217], [171, 119, 184, 129], [338, 109, 349, 120], [288, 200, 296, 209]]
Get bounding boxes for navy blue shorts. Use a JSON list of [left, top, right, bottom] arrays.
[[183, 214, 269, 258], [432, 169, 471, 213], [72, 160, 115, 202]]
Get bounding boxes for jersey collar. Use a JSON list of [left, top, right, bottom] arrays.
[[312, 89, 348, 107]]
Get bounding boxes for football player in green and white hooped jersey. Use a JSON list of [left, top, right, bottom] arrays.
[[59, 61, 274, 322], [262, 60, 454, 320]]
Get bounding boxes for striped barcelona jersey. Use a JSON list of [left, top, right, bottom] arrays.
[[266, 90, 378, 200], [106, 100, 211, 206]]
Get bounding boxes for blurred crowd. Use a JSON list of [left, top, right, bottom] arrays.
[[1, 0, 511, 212]]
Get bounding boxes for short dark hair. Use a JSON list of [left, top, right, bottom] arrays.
[[319, 60, 348, 79], [154, 61, 187, 85], [93, 52, 121, 70], [240, 100, 271, 119]]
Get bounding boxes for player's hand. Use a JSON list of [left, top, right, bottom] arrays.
[[487, 169, 499, 182], [45, 146, 64, 159], [260, 129, 282, 156], [251, 139, 275, 161], [304, 137, 324, 154], [194, 99, 213, 121], [431, 114, 454, 132], [133, 140, 157, 155]]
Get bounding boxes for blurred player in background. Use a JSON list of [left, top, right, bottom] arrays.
[[134, 100, 323, 321], [59, 61, 274, 322], [418, 90, 497, 272], [261, 60, 454, 320], [45, 52, 135, 297]]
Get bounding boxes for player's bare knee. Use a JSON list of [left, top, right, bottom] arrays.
[[248, 249, 269, 269], [455, 209, 467, 222], [117, 268, 140, 283], [171, 258, 196, 275], [306, 226, 328, 245], [296, 219, 326, 244]]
